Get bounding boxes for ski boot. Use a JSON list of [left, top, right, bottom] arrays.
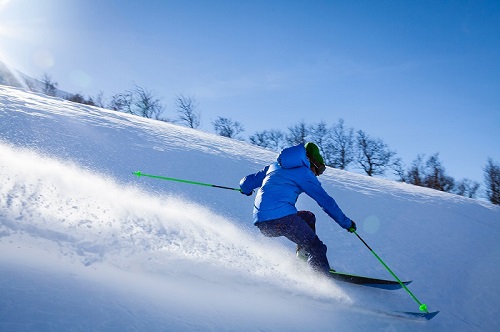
[[296, 245, 309, 262]]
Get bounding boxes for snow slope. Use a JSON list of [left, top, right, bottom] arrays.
[[1, 85, 499, 331]]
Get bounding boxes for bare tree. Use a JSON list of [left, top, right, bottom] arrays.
[[249, 129, 285, 151], [286, 121, 309, 145], [108, 84, 165, 120], [484, 158, 500, 205], [212, 116, 244, 138], [406, 155, 426, 186], [249, 131, 268, 147], [405, 153, 455, 192], [309, 121, 332, 163], [108, 91, 133, 114], [66, 93, 96, 106], [133, 84, 164, 120], [454, 178, 480, 198], [328, 119, 354, 170], [422, 153, 454, 192], [175, 94, 200, 128], [93, 91, 106, 108], [355, 130, 397, 176], [41, 73, 58, 96], [391, 157, 406, 182], [24, 77, 37, 92]]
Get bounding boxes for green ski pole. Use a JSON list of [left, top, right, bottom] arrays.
[[133, 171, 241, 192], [353, 230, 429, 313]]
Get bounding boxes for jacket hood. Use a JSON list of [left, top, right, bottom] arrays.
[[277, 144, 310, 169]]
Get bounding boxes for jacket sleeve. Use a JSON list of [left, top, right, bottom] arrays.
[[239, 165, 269, 195], [300, 170, 352, 229]]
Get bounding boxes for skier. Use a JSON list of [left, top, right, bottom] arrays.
[[239, 142, 356, 276]]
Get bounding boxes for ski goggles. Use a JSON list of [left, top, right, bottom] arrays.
[[310, 159, 326, 176]]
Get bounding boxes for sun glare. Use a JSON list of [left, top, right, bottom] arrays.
[[0, 0, 31, 88], [0, 0, 13, 11], [0, 0, 55, 77], [0, 0, 19, 42]]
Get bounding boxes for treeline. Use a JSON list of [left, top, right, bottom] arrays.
[[249, 119, 499, 204], [30, 74, 500, 205]]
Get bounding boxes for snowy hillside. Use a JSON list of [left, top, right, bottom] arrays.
[[1, 85, 499, 331], [0, 62, 70, 99]]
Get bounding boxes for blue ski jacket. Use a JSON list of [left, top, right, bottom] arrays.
[[239, 143, 352, 229]]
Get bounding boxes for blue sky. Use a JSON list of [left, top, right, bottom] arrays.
[[0, 0, 499, 185]]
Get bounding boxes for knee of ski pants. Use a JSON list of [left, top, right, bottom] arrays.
[[255, 220, 283, 238]]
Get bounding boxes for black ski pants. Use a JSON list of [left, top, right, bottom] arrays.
[[255, 211, 330, 275]]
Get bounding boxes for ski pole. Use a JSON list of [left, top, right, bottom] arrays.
[[353, 230, 429, 313], [133, 171, 241, 192]]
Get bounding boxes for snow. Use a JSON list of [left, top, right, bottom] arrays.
[[1, 85, 499, 331]]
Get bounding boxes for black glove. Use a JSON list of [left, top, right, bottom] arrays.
[[240, 189, 253, 196], [347, 220, 357, 233]]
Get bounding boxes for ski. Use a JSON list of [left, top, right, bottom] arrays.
[[349, 303, 440, 321], [398, 310, 440, 320], [368, 308, 440, 321], [329, 270, 412, 290]]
